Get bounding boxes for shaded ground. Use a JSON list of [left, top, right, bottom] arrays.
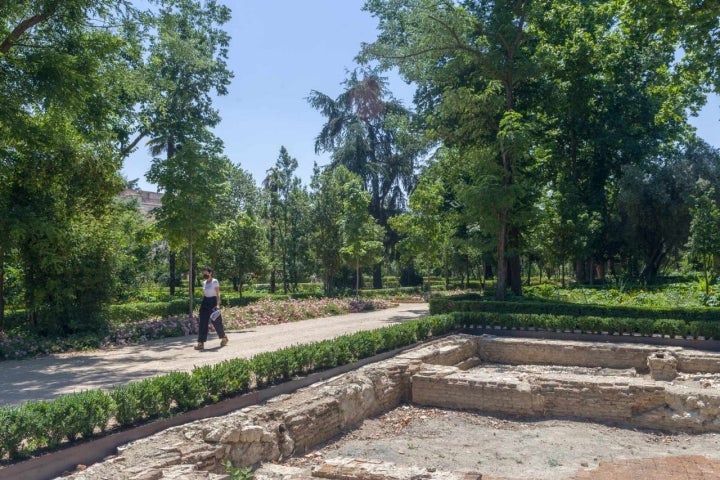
[[280, 404, 720, 479]]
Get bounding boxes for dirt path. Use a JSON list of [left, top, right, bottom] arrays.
[[0, 303, 428, 406]]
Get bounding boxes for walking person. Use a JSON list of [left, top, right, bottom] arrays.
[[195, 266, 229, 350]]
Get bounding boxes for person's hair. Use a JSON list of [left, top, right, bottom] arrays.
[[202, 266, 213, 274]]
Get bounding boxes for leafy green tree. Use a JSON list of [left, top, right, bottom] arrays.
[[309, 165, 353, 295], [1, 1, 143, 331], [217, 164, 262, 219], [613, 143, 717, 281], [132, 0, 233, 310], [308, 69, 422, 288], [532, 0, 694, 284], [339, 178, 384, 297], [686, 181, 720, 295], [390, 174, 455, 294], [285, 185, 312, 292], [262, 148, 293, 293], [206, 213, 268, 296], [109, 197, 160, 302], [147, 140, 230, 314], [121, 0, 232, 157], [361, 0, 541, 299]]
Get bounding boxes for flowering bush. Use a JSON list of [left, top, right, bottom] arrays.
[[0, 298, 395, 361]]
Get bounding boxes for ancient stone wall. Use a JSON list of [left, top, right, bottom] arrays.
[[475, 336, 662, 372]]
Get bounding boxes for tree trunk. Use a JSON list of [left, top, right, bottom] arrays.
[[169, 252, 177, 296], [527, 257, 532, 286], [509, 255, 522, 296], [269, 226, 276, 294], [188, 242, 194, 316], [495, 209, 508, 300], [575, 258, 587, 284], [0, 245, 4, 331], [355, 259, 360, 299], [372, 263, 382, 289]]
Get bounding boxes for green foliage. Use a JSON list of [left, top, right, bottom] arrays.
[[686, 181, 720, 294], [309, 166, 360, 295], [308, 69, 422, 289], [1, 1, 143, 334], [453, 309, 720, 339], [225, 460, 254, 480], [430, 295, 720, 323], [338, 176, 384, 296], [0, 406, 34, 459]]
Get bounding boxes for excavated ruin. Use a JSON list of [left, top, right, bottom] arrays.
[[58, 334, 720, 480]]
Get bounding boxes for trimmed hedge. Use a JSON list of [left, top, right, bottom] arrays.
[[451, 311, 720, 339], [0, 314, 456, 461], [429, 297, 720, 323], [358, 287, 424, 298]]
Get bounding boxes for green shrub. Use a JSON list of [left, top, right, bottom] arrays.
[[209, 360, 251, 400], [193, 364, 226, 404], [110, 383, 144, 426], [430, 295, 720, 323], [0, 406, 36, 459]]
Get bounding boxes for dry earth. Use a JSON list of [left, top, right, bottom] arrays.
[[278, 404, 720, 479]]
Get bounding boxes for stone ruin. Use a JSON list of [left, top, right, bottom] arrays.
[[61, 335, 720, 480]]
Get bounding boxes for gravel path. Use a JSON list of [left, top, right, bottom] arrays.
[[0, 303, 428, 406]]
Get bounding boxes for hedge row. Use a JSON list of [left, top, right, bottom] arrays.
[[358, 287, 424, 297], [429, 297, 720, 323], [452, 311, 720, 339], [0, 314, 456, 461]]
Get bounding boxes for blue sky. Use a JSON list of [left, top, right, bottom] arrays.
[[122, 1, 720, 191]]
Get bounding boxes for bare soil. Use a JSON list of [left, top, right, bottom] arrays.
[[281, 404, 720, 480]]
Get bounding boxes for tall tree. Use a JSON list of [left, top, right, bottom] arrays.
[[361, 0, 541, 299], [1, 1, 143, 330], [147, 139, 230, 314], [339, 175, 384, 297], [262, 165, 281, 293], [532, 0, 695, 284], [686, 180, 720, 295], [309, 165, 354, 295], [308, 69, 421, 288], [390, 170, 457, 294], [139, 0, 233, 311], [120, 0, 232, 157]]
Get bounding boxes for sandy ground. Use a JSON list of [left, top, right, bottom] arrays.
[[280, 404, 720, 480]]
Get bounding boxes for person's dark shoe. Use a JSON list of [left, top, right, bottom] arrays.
[[194, 342, 204, 350], [220, 336, 228, 347]]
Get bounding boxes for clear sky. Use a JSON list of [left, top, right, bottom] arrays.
[[121, 1, 720, 192]]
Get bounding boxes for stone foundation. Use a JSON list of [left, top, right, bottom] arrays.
[[61, 335, 720, 479]]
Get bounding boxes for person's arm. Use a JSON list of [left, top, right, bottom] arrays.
[[214, 280, 220, 308]]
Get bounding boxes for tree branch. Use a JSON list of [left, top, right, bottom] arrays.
[[120, 129, 148, 158], [0, 12, 50, 55]]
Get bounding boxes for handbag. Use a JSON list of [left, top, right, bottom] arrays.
[[210, 308, 222, 322]]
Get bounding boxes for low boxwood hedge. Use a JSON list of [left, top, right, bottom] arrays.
[[430, 296, 720, 323], [452, 311, 720, 339], [0, 314, 457, 461]]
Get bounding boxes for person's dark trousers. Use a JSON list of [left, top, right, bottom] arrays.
[[198, 296, 225, 342]]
